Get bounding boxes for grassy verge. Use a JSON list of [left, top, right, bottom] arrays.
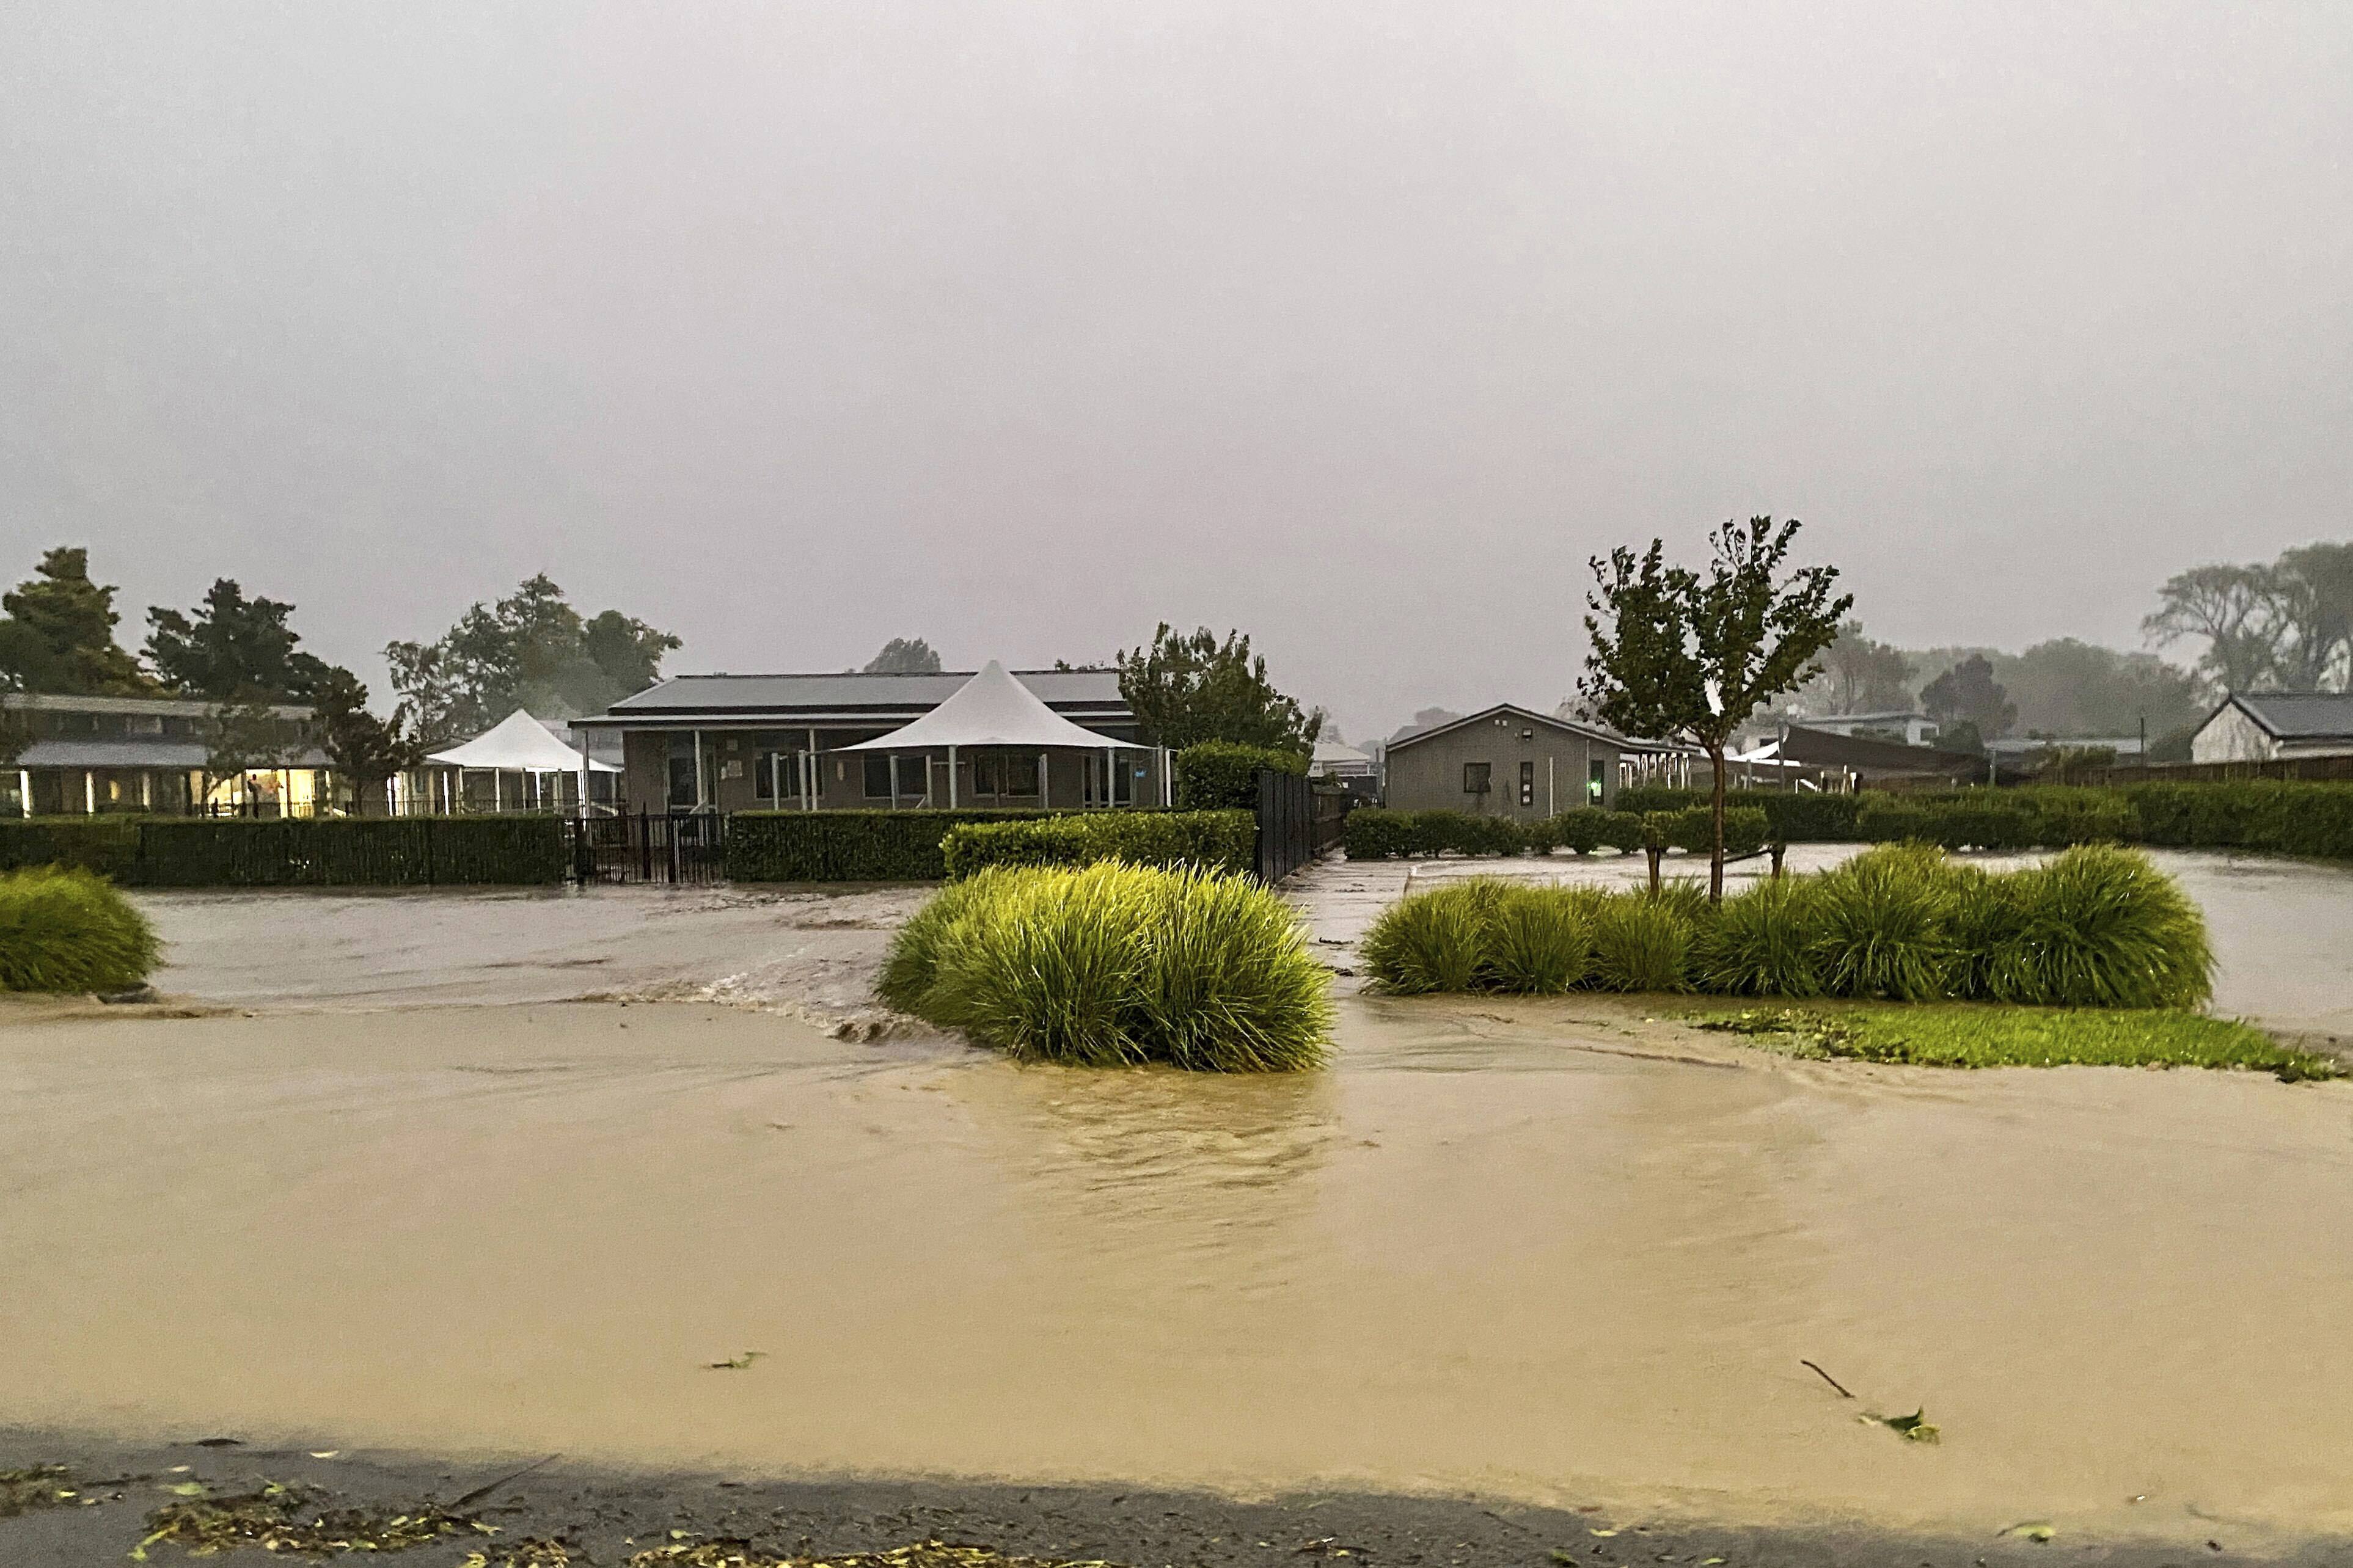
[[1695, 1004, 2337, 1081]]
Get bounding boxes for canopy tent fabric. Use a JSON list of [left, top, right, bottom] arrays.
[[427, 709, 621, 772], [840, 662, 1149, 753]]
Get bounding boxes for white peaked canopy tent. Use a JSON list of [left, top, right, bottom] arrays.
[[426, 708, 619, 813], [841, 660, 1149, 809]]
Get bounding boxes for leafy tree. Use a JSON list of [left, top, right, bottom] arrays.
[[1937, 718, 1985, 756], [1581, 516, 1850, 902], [312, 667, 425, 814], [865, 637, 943, 674], [201, 694, 294, 817], [1398, 707, 1464, 742], [0, 704, 29, 769], [1116, 624, 1313, 754], [144, 578, 333, 702], [2145, 544, 2353, 692], [1920, 654, 2017, 740], [0, 547, 153, 695], [1806, 620, 1914, 713], [386, 575, 679, 744]]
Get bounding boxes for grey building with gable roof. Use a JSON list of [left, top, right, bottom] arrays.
[[2191, 692, 2353, 763], [1381, 704, 1623, 819]]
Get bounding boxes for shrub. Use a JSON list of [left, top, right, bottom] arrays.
[[2118, 780, 2353, 861], [1860, 792, 2135, 851], [1980, 844, 2214, 1009], [1174, 741, 1306, 811], [0, 866, 158, 993], [728, 809, 1050, 882], [1342, 808, 1527, 859], [1485, 886, 1592, 993], [1586, 893, 1696, 992], [1691, 877, 1820, 996], [1359, 879, 1499, 992], [1595, 811, 1650, 853], [1802, 844, 1958, 1001], [1551, 808, 1610, 855], [1618, 788, 1864, 842], [884, 861, 1331, 1070], [0, 816, 566, 887], [942, 811, 1254, 879], [1654, 805, 1771, 858]]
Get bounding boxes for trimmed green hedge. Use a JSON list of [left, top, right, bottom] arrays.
[[1173, 742, 1308, 810], [1619, 781, 2353, 861], [942, 810, 1257, 878], [1617, 787, 1865, 842], [1342, 805, 1768, 860], [2119, 781, 2353, 860], [726, 809, 1056, 882], [0, 815, 567, 886]]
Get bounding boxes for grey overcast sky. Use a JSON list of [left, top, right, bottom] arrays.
[[3, 2, 2348, 741]]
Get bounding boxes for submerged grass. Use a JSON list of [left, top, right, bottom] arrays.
[[1697, 1004, 2335, 1080], [877, 861, 1333, 1071], [0, 864, 157, 993]]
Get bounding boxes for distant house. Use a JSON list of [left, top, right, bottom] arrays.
[[1309, 740, 1375, 779], [2, 693, 329, 817], [570, 667, 1164, 812], [1382, 705, 1622, 818], [2191, 693, 2353, 764], [1793, 709, 1942, 746]]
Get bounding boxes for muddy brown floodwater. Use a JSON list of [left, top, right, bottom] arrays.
[[4, 848, 2352, 1552]]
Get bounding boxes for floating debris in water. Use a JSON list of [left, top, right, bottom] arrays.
[[705, 1351, 767, 1371], [1861, 1407, 1941, 1443], [626, 1541, 1128, 1568], [2, 1465, 116, 1520], [463, 1542, 583, 1568], [130, 1481, 494, 1560]]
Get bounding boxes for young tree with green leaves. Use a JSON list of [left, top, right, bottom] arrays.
[[1581, 517, 1850, 902], [1116, 624, 1313, 754], [0, 547, 153, 696], [144, 578, 334, 702], [386, 575, 679, 744], [311, 667, 426, 814]]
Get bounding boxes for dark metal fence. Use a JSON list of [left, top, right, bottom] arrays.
[[567, 809, 728, 885], [1254, 770, 1350, 884]]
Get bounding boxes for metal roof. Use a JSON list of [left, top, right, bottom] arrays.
[[578, 669, 1129, 727], [1, 692, 312, 720], [2228, 692, 2353, 740], [1385, 703, 1629, 753], [15, 739, 333, 770]]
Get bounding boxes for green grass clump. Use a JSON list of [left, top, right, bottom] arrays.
[[1358, 842, 2219, 1019], [876, 861, 1332, 1071], [1697, 1004, 2333, 1081], [0, 866, 158, 993]]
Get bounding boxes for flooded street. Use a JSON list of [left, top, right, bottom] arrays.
[[5, 987, 2352, 1545], [4, 848, 2351, 1547]]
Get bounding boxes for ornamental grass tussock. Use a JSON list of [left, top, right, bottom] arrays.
[[1361, 844, 2222, 1017], [0, 864, 158, 993], [877, 861, 1332, 1071]]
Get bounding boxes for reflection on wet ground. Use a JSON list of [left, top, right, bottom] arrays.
[[4, 994, 2350, 1545]]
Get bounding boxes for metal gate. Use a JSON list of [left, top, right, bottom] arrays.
[[568, 809, 728, 885], [1255, 770, 1351, 884]]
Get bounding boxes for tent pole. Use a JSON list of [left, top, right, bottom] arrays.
[[1039, 751, 1048, 810], [493, 770, 502, 814], [807, 727, 818, 810], [948, 745, 957, 809]]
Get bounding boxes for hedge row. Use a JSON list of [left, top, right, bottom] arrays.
[[1173, 742, 1308, 811], [1622, 780, 2353, 859], [0, 815, 568, 886], [942, 810, 1256, 879], [1343, 805, 1771, 860], [726, 809, 1061, 882], [1616, 787, 1867, 842]]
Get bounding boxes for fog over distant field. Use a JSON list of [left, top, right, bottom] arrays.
[[2, 2, 2347, 740]]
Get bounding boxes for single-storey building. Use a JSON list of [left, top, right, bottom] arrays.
[[1382, 705, 1623, 818], [2190, 692, 2353, 764], [1793, 709, 1942, 746], [570, 667, 1167, 813], [2, 693, 329, 817]]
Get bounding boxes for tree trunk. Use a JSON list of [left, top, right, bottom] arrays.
[[1709, 745, 1728, 904]]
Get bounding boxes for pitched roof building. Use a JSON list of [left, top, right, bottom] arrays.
[[2191, 692, 2353, 764]]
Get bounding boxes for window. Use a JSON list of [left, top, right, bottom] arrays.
[[972, 751, 1041, 798], [1588, 759, 1605, 804], [1463, 761, 1491, 795], [754, 751, 801, 801], [863, 755, 893, 799], [898, 755, 928, 798], [1519, 759, 1534, 808]]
